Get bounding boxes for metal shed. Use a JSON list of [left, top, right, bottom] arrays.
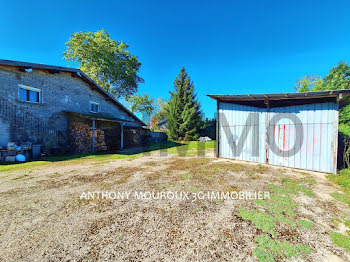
[[208, 90, 350, 174]]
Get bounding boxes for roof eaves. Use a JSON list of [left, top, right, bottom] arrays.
[[0, 59, 146, 126], [77, 70, 146, 126], [207, 90, 350, 102], [0, 59, 78, 73]]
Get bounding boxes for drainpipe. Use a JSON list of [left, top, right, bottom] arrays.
[[120, 122, 124, 149], [264, 98, 269, 164], [92, 119, 95, 153], [216, 100, 220, 157]]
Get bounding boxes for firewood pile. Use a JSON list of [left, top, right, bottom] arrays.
[[124, 127, 140, 147], [103, 126, 121, 150], [69, 122, 108, 153]]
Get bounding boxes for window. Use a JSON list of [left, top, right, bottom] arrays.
[[89, 102, 100, 113], [18, 85, 41, 103]]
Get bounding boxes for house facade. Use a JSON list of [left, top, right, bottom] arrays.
[[158, 120, 167, 131], [0, 59, 146, 154]]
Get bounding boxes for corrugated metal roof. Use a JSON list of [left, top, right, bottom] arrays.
[[0, 59, 146, 126], [207, 90, 350, 101]]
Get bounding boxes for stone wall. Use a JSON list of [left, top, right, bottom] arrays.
[[0, 118, 10, 147], [124, 126, 141, 148], [0, 65, 142, 152]]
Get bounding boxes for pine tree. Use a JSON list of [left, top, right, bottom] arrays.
[[167, 67, 203, 140]]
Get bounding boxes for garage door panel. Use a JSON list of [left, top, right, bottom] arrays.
[[218, 101, 338, 173], [267, 102, 338, 173], [219, 102, 266, 163]]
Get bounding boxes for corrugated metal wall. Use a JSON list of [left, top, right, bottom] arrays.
[[219, 103, 267, 164], [218, 101, 339, 173]]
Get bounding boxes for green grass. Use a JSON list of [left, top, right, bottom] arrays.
[[328, 169, 350, 190], [238, 179, 315, 237], [268, 177, 315, 197], [237, 208, 277, 236], [330, 232, 350, 252], [256, 195, 298, 218], [240, 195, 308, 235], [345, 219, 350, 228], [190, 186, 201, 192], [181, 173, 193, 179], [253, 234, 311, 262], [330, 192, 350, 205], [0, 152, 136, 173], [237, 177, 315, 261], [328, 169, 350, 207], [162, 140, 216, 156], [300, 178, 317, 185], [297, 219, 313, 229], [324, 170, 350, 252], [0, 141, 216, 173]]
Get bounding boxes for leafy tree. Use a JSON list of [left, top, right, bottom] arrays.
[[153, 98, 168, 122], [150, 116, 160, 131], [167, 67, 203, 140], [63, 29, 143, 98], [323, 62, 350, 90], [295, 61, 350, 167], [339, 105, 350, 137], [294, 75, 323, 92], [127, 94, 155, 124]]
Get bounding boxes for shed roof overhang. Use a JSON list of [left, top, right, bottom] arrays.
[[64, 111, 137, 124], [207, 90, 350, 108]]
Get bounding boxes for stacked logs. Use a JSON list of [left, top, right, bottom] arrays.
[[103, 126, 121, 150], [69, 122, 107, 153], [124, 127, 140, 147], [94, 129, 108, 152]]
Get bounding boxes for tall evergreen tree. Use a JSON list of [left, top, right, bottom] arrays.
[[167, 67, 203, 140]]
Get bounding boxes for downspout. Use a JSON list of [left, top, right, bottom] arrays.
[[138, 126, 141, 145], [216, 100, 220, 157], [264, 98, 269, 164], [92, 119, 96, 153], [334, 94, 343, 173], [120, 122, 124, 149]]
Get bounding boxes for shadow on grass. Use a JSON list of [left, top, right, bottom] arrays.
[[1, 141, 185, 165], [116, 141, 186, 155], [0, 141, 215, 172]]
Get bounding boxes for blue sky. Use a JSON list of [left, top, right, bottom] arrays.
[[1, 0, 350, 118]]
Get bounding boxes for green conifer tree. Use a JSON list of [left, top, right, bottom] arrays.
[[167, 67, 203, 140]]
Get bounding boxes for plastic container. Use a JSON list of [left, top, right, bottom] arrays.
[[32, 145, 41, 159], [16, 154, 26, 162]]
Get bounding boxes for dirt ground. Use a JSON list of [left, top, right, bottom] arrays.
[[1, 148, 350, 262]]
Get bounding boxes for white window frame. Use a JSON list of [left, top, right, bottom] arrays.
[[18, 84, 42, 104], [89, 101, 100, 113]]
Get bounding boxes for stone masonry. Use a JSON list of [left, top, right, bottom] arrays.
[[0, 63, 144, 152]]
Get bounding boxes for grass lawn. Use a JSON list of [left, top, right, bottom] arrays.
[[327, 169, 350, 251], [0, 140, 216, 173], [1, 141, 350, 261]]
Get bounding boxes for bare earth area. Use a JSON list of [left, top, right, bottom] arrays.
[[1, 148, 350, 261]]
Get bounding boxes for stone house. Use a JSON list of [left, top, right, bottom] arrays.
[[158, 120, 167, 131], [0, 59, 147, 154]]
